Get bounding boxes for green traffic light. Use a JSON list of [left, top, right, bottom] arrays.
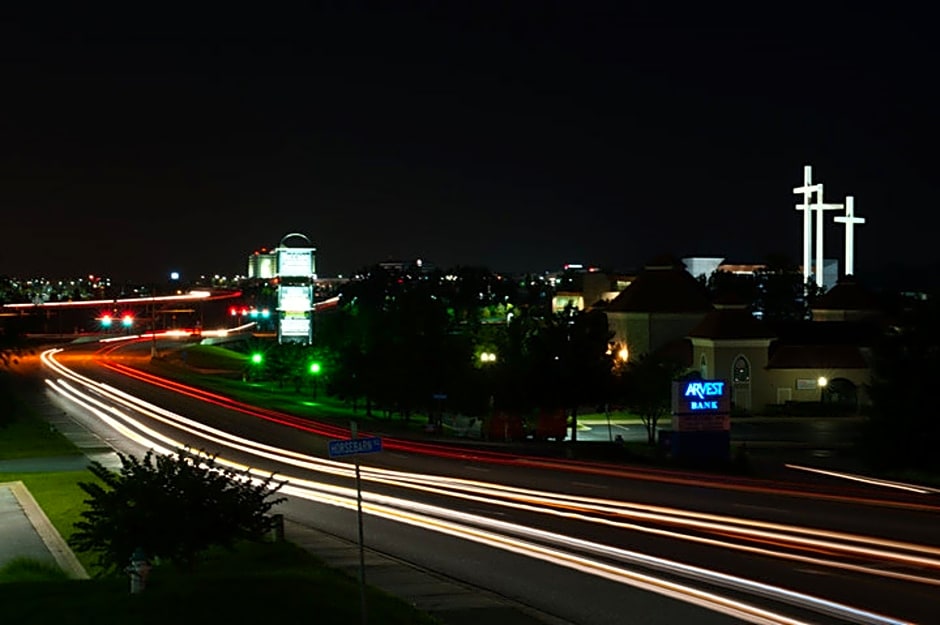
[[309, 362, 322, 375], [251, 353, 264, 365]]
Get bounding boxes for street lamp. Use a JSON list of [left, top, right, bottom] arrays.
[[479, 351, 497, 364], [309, 361, 322, 399]]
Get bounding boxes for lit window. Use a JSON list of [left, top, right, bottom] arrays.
[[733, 356, 750, 383]]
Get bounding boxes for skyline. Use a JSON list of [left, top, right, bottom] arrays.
[[2, 6, 937, 287]]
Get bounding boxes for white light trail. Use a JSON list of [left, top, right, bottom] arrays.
[[40, 348, 923, 625]]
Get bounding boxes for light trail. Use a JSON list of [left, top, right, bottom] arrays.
[[785, 465, 940, 495], [96, 357, 940, 515], [39, 348, 931, 623]]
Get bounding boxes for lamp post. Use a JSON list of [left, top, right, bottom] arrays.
[[151, 285, 158, 359], [479, 351, 497, 429], [309, 361, 322, 400]]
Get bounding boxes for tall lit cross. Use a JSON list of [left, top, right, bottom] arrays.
[[793, 165, 821, 286], [812, 183, 844, 289], [834, 195, 865, 276]]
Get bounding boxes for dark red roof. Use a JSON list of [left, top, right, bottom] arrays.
[[688, 308, 776, 340], [766, 344, 868, 369], [606, 259, 712, 314]]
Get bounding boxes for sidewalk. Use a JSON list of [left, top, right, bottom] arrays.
[[285, 519, 572, 625], [0, 469, 569, 625], [0, 480, 87, 579]]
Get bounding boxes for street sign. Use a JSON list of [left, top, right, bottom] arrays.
[[328, 437, 383, 458]]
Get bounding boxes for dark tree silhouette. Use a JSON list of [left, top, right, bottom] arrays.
[[617, 353, 685, 444], [70, 450, 285, 572]]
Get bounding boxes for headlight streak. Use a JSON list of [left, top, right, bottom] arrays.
[[335, 472, 940, 589], [40, 349, 923, 624], [365, 471, 940, 571], [97, 358, 940, 516], [785, 465, 940, 495], [49, 364, 940, 587]]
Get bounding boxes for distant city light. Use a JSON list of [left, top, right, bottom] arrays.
[[170, 271, 180, 280]]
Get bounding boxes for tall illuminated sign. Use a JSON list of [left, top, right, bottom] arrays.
[[275, 233, 317, 345]]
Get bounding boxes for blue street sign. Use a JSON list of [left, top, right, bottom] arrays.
[[328, 436, 383, 458]]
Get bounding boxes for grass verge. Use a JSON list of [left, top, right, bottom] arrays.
[[0, 540, 440, 625]]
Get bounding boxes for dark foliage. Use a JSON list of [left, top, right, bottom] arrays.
[[616, 352, 686, 444], [70, 450, 286, 573], [863, 300, 940, 471]]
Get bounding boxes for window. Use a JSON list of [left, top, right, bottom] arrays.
[[700, 354, 708, 378], [733, 356, 750, 383]]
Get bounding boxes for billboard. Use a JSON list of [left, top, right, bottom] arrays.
[[278, 285, 313, 312], [277, 247, 315, 278]]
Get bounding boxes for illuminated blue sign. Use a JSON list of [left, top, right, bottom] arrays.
[[672, 379, 731, 417], [683, 381, 725, 410]]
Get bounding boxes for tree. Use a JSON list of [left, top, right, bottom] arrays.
[[529, 307, 613, 441], [753, 253, 821, 322], [70, 449, 286, 573], [863, 298, 940, 471], [618, 353, 685, 444]]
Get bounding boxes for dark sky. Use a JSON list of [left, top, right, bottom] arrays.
[[1, 5, 936, 284]]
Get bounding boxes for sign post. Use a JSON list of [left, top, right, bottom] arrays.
[[328, 422, 382, 625]]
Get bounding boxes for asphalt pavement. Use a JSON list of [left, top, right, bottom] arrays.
[[0, 451, 572, 625]]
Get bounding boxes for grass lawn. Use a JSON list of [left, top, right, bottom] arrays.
[[148, 349, 430, 433], [0, 418, 81, 459], [174, 344, 249, 370], [0, 376, 81, 459], [0, 369, 441, 624], [0, 540, 439, 625], [0, 470, 103, 574]]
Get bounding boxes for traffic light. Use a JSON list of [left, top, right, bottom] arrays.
[[100, 314, 113, 328], [122, 314, 134, 328]]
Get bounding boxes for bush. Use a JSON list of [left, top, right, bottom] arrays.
[[70, 449, 286, 573]]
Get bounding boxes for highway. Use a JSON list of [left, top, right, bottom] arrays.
[[28, 340, 940, 624]]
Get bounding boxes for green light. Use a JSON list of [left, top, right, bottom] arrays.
[[309, 362, 322, 375], [251, 353, 263, 365]]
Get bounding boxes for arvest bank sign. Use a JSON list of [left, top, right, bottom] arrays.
[[671, 379, 731, 431]]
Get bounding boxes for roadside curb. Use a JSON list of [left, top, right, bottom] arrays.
[[1, 481, 88, 579]]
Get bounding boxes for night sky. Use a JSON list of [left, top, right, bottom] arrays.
[[2, 5, 936, 286]]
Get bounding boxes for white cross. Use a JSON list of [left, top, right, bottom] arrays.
[[793, 165, 820, 286], [834, 195, 865, 276], [811, 183, 843, 289]]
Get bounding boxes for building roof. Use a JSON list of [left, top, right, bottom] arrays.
[[688, 307, 776, 340], [766, 344, 869, 369], [770, 319, 882, 347], [653, 337, 693, 368], [605, 256, 712, 314], [811, 275, 882, 312]]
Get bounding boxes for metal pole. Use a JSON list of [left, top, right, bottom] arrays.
[[356, 460, 367, 625], [151, 287, 158, 358], [605, 402, 613, 442]]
